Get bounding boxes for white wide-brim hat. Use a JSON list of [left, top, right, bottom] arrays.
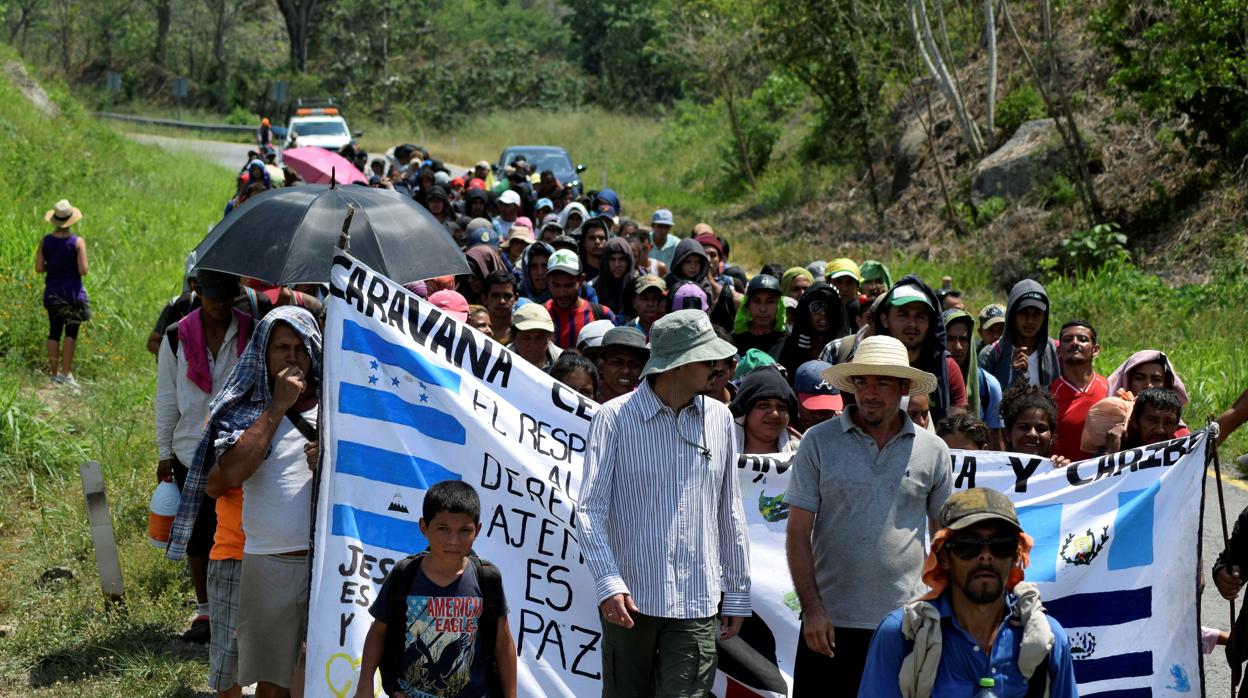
[[45, 199, 82, 228], [822, 335, 938, 397]]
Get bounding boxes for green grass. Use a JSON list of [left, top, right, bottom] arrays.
[[0, 45, 230, 695]]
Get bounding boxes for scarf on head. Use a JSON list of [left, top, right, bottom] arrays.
[[165, 306, 322, 561], [178, 307, 252, 394]]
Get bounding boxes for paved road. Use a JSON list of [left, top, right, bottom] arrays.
[[126, 132, 471, 176], [127, 133, 252, 171], [1204, 467, 1247, 697]]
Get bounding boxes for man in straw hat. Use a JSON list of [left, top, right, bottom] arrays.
[[858, 488, 1077, 697], [577, 309, 751, 696], [784, 335, 952, 696]]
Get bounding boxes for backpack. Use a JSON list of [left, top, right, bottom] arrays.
[[164, 288, 267, 357], [379, 551, 505, 697]]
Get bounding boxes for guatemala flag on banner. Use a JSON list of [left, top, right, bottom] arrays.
[[949, 434, 1210, 697]]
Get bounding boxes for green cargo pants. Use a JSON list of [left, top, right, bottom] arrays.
[[600, 611, 717, 698]]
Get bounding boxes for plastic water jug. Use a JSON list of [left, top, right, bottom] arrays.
[[148, 480, 181, 548]]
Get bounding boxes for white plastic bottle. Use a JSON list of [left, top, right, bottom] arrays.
[[972, 677, 1001, 698], [148, 480, 181, 548]]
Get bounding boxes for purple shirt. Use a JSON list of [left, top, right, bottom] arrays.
[[42, 233, 87, 304]]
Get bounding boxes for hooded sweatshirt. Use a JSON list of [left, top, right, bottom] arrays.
[[462, 188, 490, 220], [518, 241, 554, 303], [591, 237, 636, 318], [593, 189, 621, 217], [871, 275, 967, 422], [730, 365, 800, 453], [557, 202, 590, 237], [778, 283, 852, 379], [978, 279, 1060, 390], [667, 238, 737, 332]]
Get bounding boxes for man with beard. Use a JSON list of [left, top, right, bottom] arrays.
[[873, 279, 967, 423], [859, 488, 1077, 697], [785, 336, 951, 696], [1048, 320, 1107, 461], [578, 310, 749, 696]]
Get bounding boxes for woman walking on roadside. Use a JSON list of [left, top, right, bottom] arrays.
[[35, 199, 89, 386]]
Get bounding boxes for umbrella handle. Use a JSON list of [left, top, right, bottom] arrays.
[[338, 205, 357, 251]]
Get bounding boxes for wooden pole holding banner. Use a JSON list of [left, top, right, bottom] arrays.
[[79, 461, 125, 604], [1211, 420, 1238, 698]]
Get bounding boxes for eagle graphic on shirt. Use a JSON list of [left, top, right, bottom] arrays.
[[399, 595, 483, 698]]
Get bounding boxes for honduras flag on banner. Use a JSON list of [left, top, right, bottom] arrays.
[[307, 253, 604, 698]]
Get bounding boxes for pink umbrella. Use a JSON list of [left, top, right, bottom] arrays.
[[280, 147, 370, 186]]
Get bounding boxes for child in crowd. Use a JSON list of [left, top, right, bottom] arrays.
[[356, 481, 517, 698]]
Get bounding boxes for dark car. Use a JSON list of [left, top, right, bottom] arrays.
[[496, 145, 585, 189]]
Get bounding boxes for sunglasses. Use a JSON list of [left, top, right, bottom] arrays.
[[944, 535, 1019, 560], [809, 300, 828, 315]]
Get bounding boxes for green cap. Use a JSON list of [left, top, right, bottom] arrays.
[[979, 678, 995, 688], [888, 284, 934, 310], [940, 488, 1020, 531]]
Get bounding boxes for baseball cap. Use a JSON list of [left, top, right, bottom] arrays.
[[1016, 292, 1047, 312], [826, 258, 862, 283], [978, 303, 1006, 329], [512, 303, 554, 333], [551, 235, 579, 253], [428, 290, 468, 322], [576, 320, 615, 351], [465, 225, 497, 249], [746, 274, 781, 296], [585, 326, 650, 361], [888, 284, 934, 310], [536, 197, 554, 212], [794, 360, 844, 412], [498, 190, 522, 207], [475, 160, 491, 170], [634, 274, 666, 294], [938, 488, 1021, 531], [196, 269, 241, 300], [547, 249, 581, 276], [651, 209, 674, 226], [671, 282, 708, 312]]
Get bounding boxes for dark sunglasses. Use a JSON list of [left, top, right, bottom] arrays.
[[944, 535, 1019, 560], [809, 300, 828, 315]]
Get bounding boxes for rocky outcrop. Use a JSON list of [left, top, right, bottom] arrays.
[[970, 119, 1063, 203]]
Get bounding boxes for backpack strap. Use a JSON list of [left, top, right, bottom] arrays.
[[472, 553, 506, 697], [379, 552, 425, 697], [164, 322, 181, 359]]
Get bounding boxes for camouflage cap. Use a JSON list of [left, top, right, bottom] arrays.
[[939, 488, 1020, 531]]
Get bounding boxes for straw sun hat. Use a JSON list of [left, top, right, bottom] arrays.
[[45, 199, 82, 228], [822, 335, 938, 396]]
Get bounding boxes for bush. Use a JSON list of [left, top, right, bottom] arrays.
[[1060, 222, 1129, 271], [995, 84, 1047, 142]]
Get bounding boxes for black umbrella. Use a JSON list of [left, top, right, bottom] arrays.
[[191, 183, 467, 286]]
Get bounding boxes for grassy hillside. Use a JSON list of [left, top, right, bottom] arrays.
[[0, 48, 229, 696]]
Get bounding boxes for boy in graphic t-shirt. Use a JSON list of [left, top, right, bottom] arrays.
[[356, 481, 517, 698]]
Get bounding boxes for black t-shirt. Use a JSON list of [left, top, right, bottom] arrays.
[[370, 561, 506, 698]]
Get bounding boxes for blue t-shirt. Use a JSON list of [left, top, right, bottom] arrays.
[[371, 561, 506, 698]]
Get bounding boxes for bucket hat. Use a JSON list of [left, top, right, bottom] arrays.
[[45, 199, 83, 228], [640, 309, 736, 378], [822, 335, 938, 396]]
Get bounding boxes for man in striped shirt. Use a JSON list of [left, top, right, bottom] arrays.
[[578, 309, 751, 697]]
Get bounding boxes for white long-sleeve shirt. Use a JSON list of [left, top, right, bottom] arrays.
[[576, 379, 752, 619], [155, 315, 244, 464]]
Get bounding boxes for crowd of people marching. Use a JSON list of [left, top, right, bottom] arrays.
[[31, 133, 1248, 697]]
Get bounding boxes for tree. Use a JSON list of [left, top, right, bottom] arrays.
[[563, 0, 682, 108], [205, 0, 249, 108], [653, 0, 766, 190], [151, 0, 171, 63], [759, 0, 907, 221], [6, 0, 46, 52], [275, 0, 314, 71]]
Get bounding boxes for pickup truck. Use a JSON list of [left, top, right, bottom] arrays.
[[282, 100, 360, 151]]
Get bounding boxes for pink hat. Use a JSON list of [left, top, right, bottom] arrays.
[[429, 290, 469, 322], [671, 282, 708, 312]]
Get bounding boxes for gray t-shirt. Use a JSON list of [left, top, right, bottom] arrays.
[[785, 408, 951, 629]]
